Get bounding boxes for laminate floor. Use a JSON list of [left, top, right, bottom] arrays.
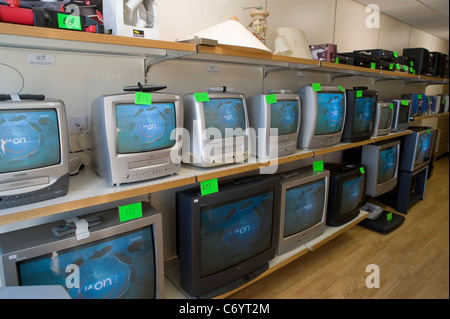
[[226, 155, 449, 299]]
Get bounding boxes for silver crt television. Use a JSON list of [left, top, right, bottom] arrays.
[[246, 93, 300, 160], [91, 92, 183, 185], [182, 92, 250, 167]]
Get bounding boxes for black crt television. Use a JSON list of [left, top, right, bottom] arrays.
[[399, 126, 436, 172], [325, 163, 367, 226], [176, 174, 280, 298]]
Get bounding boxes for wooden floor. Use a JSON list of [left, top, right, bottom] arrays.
[[226, 155, 449, 299]]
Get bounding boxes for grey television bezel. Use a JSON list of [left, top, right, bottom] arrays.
[[0, 99, 70, 208], [361, 139, 400, 197], [0, 202, 165, 299], [277, 168, 329, 255], [296, 85, 346, 150], [90, 93, 183, 185], [246, 93, 301, 160], [182, 92, 250, 167], [372, 102, 394, 137]]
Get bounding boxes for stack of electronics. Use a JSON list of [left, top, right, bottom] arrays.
[[430, 52, 449, 78], [339, 50, 380, 69], [354, 49, 396, 71], [378, 126, 436, 214], [402, 48, 434, 76]]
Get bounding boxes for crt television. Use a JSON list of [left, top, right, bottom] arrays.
[[296, 84, 346, 150], [0, 202, 164, 299], [182, 92, 250, 167], [361, 139, 400, 197], [399, 126, 436, 172], [91, 92, 183, 185], [388, 99, 411, 132], [372, 102, 394, 137], [176, 174, 280, 298], [342, 87, 378, 142], [325, 163, 367, 227], [401, 93, 423, 116], [276, 167, 329, 255], [246, 93, 300, 160], [0, 99, 69, 209]]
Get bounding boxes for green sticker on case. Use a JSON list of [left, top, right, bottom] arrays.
[[338, 85, 345, 92], [135, 92, 152, 105], [265, 94, 277, 104], [356, 90, 363, 98], [387, 212, 392, 222], [360, 167, 365, 174], [119, 202, 143, 222], [371, 62, 376, 69], [401, 100, 409, 106], [194, 92, 210, 102], [313, 161, 324, 172], [312, 83, 321, 91], [200, 178, 219, 196]]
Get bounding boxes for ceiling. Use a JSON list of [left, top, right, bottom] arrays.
[[355, 0, 449, 41]]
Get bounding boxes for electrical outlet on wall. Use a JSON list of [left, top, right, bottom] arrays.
[[69, 116, 88, 134]]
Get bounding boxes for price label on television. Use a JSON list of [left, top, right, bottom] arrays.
[[386, 212, 392, 222], [135, 92, 152, 105], [313, 161, 324, 172], [356, 90, 363, 98], [57, 13, 82, 30], [200, 178, 219, 196], [401, 100, 409, 106], [370, 62, 376, 69], [265, 94, 277, 104], [194, 92, 210, 102], [338, 85, 345, 92], [119, 202, 143, 222], [360, 167, 365, 174], [312, 83, 321, 91]]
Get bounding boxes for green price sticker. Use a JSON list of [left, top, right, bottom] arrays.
[[390, 103, 393, 109], [356, 90, 363, 98], [370, 62, 376, 69], [194, 92, 210, 102], [386, 212, 392, 222], [393, 51, 398, 58], [135, 92, 152, 105], [200, 178, 219, 196], [338, 85, 345, 92], [335, 57, 339, 64], [389, 63, 394, 70], [313, 161, 324, 172], [312, 83, 321, 91], [119, 202, 143, 222], [427, 129, 431, 134], [57, 13, 82, 30], [360, 167, 365, 174], [418, 94, 422, 100], [265, 94, 277, 104], [401, 100, 409, 106]]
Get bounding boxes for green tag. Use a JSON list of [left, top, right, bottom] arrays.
[[396, 63, 400, 70], [312, 83, 321, 91], [390, 103, 393, 109], [389, 63, 394, 70], [393, 51, 398, 58], [194, 92, 210, 102], [313, 161, 324, 172], [403, 65, 408, 71], [57, 13, 82, 30], [410, 61, 414, 67], [356, 90, 363, 98], [119, 202, 143, 222], [370, 62, 376, 69], [336, 57, 339, 64], [418, 94, 422, 100], [401, 100, 409, 106], [338, 85, 345, 92], [360, 167, 365, 174], [265, 94, 277, 104], [386, 212, 392, 222], [200, 178, 219, 196], [411, 68, 415, 75], [135, 92, 152, 105], [427, 129, 431, 134]]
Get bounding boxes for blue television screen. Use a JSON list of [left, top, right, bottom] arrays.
[[339, 175, 364, 215], [18, 227, 157, 299], [378, 106, 392, 129], [378, 146, 398, 184], [203, 98, 246, 139], [270, 100, 299, 135], [352, 97, 375, 133], [415, 133, 433, 164], [283, 179, 325, 238], [0, 109, 61, 174], [115, 103, 176, 154], [316, 93, 345, 135], [200, 190, 274, 277]]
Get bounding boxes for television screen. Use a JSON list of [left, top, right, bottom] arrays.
[[415, 133, 433, 164], [203, 98, 246, 138], [283, 179, 326, 238], [352, 97, 375, 133], [270, 100, 300, 135], [378, 146, 398, 184], [339, 175, 364, 216], [115, 103, 176, 154], [200, 190, 274, 278], [398, 102, 410, 124], [18, 226, 157, 299], [0, 109, 61, 174], [316, 93, 345, 135], [378, 105, 392, 129]]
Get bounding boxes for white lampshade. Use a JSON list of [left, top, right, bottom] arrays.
[[274, 35, 292, 56], [181, 17, 272, 53]]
